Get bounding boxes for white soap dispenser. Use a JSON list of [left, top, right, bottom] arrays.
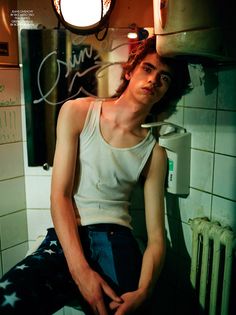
[[142, 122, 191, 195]]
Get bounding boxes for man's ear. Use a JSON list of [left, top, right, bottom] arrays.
[[125, 72, 131, 80]]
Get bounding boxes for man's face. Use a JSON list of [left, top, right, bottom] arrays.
[[125, 53, 173, 107]]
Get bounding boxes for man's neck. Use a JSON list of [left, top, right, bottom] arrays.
[[106, 95, 152, 131]]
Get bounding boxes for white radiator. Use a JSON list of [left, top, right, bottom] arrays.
[[189, 218, 235, 315]]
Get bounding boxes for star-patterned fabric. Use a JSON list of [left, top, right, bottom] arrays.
[[0, 228, 84, 314], [0, 226, 143, 315]]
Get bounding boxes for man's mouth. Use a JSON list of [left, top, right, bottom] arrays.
[[142, 86, 155, 95]]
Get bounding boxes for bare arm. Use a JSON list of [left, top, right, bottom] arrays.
[[111, 143, 167, 314], [138, 143, 167, 295], [51, 98, 121, 314], [51, 99, 88, 271]]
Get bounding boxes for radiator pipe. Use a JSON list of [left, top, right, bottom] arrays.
[[209, 224, 223, 315], [189, 218, 235, 315], [220, 229, 234, 315], [190, 218, 208, 286], [199, 221, 210, 309], [190, 218, 201, 288]]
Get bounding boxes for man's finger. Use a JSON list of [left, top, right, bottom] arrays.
[[95, 300, 109, 315], [109, 300, 121, 310], [102, 282, 123, 303]]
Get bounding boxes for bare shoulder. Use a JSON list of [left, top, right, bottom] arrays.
[[58, 97, 95, 133], [152, 143, 167, 164], [59, 96, 94, 117], [144, 143, 167, 179]]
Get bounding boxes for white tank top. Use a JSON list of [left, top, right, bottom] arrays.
[[74, 100, 156, 229]]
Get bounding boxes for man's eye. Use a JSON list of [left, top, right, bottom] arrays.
[[161, 74, 171, 84], [143, 66, 152, 73]]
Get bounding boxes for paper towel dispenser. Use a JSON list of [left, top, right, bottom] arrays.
[[142, 122, 191, 195], [153, 0, 236, 62]]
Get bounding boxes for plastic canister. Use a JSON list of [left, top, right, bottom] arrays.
[[159, 132, 191, 195]]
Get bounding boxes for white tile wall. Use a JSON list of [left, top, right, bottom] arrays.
[[212, 195, 236, 232], [0, 68, 21, 106], [213, 154, 236, 201], [27, 209, 53, 241], [218, 67, 236, 110], [190, 149, 214, 193], [25, 175, 51, 209], [0, 142, 24, 180], [164, 105, 184, 126], [215, 110, 236, 156], [0, 210, 28, 249], [20, 105, 26, 141], [0, 64, 27, 277], [0, 106, 22, 144], [178, 188, 211, 223], [0, 177, 26, 216], [1, 242, 28, 274], [184, 108, 216, 151], [0, 253, 2, 278]]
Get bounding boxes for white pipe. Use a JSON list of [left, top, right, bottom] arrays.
[[190, 218, 201, 288], [141, 121, 186, 132], [199, 221, 210, 309], [209, 224, 222, 315], [220, 229, 234, 315]]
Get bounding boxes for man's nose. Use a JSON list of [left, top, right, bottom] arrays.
[[149, 73, 162, 87]]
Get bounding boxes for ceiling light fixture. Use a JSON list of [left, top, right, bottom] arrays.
[[52, 0, 116, 39]]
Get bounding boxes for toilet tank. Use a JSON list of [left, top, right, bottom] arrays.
[[153, 0, 236, 62]]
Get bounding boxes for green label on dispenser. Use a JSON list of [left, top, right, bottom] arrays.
[[169, 159, 174, 171]]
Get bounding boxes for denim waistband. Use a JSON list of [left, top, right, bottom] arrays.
[[80, 223, 131, 233]]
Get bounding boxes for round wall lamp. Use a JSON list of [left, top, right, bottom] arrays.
[[52, 0, 116, 39]]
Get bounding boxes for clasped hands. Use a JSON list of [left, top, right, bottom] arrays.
[[73, 266, 144, 315]]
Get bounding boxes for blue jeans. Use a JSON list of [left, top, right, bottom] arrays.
[[0, 224, 143, 315]]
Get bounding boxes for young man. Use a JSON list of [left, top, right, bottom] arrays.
[[0, 36, 190, 315]]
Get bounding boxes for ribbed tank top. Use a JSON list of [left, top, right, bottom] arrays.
[[74, 100, 156, 229]]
